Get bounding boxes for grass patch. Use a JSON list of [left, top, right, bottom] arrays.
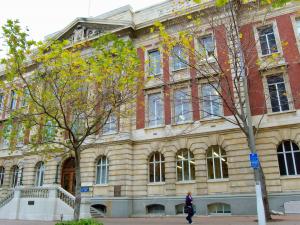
[[55, 219, 103, 225]]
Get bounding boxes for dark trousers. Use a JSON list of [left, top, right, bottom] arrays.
[[186, 207, 193, 224]]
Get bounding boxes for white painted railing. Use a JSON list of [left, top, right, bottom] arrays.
[[57, 186, 75, 208], [20, 187, 49, 198], [0, 190, 14, 208]]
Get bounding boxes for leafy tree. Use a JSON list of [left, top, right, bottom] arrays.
[[1, 19, 142, 220], [150, 0, 299, 221]]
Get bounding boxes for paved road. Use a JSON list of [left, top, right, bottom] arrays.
[[0, 216, 300, 225]]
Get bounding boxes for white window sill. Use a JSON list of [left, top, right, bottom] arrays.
[[280, 175, 300, 180], [93, 184, 109, 187], [200, 117, 224, 123], [102, 131, 118, 136], [172, 120, 194, 126], [148, 73, 162, 77], [176, 180, 196, 185], [267, 109, 296, 116], [260, 51, 280, 58], [145, 124, 165, 130], [147, 182, 165, 186], [171, 67, 188, 73], [207, 178, 229, 183]]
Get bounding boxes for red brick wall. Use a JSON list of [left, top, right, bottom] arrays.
[[240, 23, 266, 116], [276, 14, 300, 110], [215, 25, 234, 116], [163, 49, 172, 125], [136, 48, 145, 129]]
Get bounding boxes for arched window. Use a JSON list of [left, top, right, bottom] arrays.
[[149, 152, 165, 183], [0, 167, 5, 187], [11, 165, 19, 188], [207, 146, 228, 180], [176, 149, 195, 181], [35, 162, 45, 186], [277, 140, 300, 176], [96, 156, 109, 184]]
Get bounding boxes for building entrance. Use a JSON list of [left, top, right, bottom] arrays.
[[61, 157, 76, 195]]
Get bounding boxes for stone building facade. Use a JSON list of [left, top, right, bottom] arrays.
[[0, 0, 300, 219]]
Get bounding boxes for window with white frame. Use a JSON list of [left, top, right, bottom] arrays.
[[11, 165, 19, 188], [207, 146, 228, 180], [0, 167, 5, 187], [44, 120, 56, 141], [199, 35, 215, 59], [176, 149, 195, 181], [208, 203, 231, 215], [149, 152, 165, 183], [148, 50, 161, 76], [174, 88, 192, 124], [267, 74, 289, 112], [296, 18, 300, 38], [201, 83, 221, 118], [35, 162, 45, 187], [148, 93, 163, 127], [10, 90, 17, 110], [171, 45, 187, 71], [277, 140, 300, 176], [0, 93, 4, 111], [103, 114, 118, 134], [96, 156, 109, 184], [2, 124, 12, 148], [258, 25, 278, 56]]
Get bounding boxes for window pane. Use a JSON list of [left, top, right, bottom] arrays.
[[277, 83, 289, 111], [268, 33, 278, 53], [202, 84, 220, 118], [200, 35, 214, 57], [183, 160, 189, 180], [177, 161, 182, 181], [155, 162, 160, 182], [278, 154, 287, 175], [149, 163, 154, 182], [149, 50, 161, 75], [161, 162, 165, 182], [284, 141, 291, 152], [277, 143, 283, 152], [190, 162, 195, 180], [259, 36, 269, 55], [207, 158, 214, 179], [268, 84, 280, 112], [101, 165, 107, 184], [296, 19, 300, 37], [148, 93, 163, 127], [294, 152, 300, 175], [222, 158, 229, 178], [96, 166, 101, 184], [214, 158, 221, 179], [286, 153, 295, 175], [174, 89, 191, 123], [172, 45, 187, 71]]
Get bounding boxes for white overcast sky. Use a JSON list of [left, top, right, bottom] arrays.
[[0, 0, 164, 41]]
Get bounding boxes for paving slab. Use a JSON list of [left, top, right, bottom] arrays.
[[0, 216, 300, 225]]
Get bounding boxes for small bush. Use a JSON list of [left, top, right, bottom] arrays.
[[55, 218, 103, 225]]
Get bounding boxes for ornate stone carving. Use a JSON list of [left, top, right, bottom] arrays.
[[68, 25, 102, 44]]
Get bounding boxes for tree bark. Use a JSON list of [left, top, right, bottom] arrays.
[[73, 148, 82, 221]]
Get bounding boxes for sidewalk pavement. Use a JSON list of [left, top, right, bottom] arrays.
[[0, 215, 300, 225]]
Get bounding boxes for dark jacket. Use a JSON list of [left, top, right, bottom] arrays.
[[185, 195, 193, 206]]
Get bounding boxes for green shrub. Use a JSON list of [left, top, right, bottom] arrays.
[[55, 218, 103, 225]]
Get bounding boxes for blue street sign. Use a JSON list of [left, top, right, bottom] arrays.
[[249, 153, 259, 169], [80, 186, 89, 193]]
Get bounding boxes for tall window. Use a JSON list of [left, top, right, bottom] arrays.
[[2, 124, 12, 148], [171, 45, 187, 71], [201, 83, 220, 118], [0, 93, 4, 111], [11, 165, 19, 188], [267, 74, 289, 112], [148, 50, 161, 76], [176, 149, 195, 181], [96, 156, 109, 184], [10, 90, 17, 110], [174, 88, 192, 124], [258, 25, 278, 56], [44, 120, 56, 141], [148, 93, 163, 127], [0, 167, 5, 187], [199, 35, 215, 58], [207, 146, 228, 180], [17, 124, 25, 146], [21, 88, 29, 107], [296, 19, 300, 38], [149, 152, 165, 183], [103, 114, 118, 134], [277, 140, 300, 176], [35, 162, 45, 186]]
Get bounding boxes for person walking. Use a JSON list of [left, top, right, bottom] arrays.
[[185, 191, 194, 224]]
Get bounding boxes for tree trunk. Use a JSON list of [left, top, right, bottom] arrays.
[[73, 149, 82, 221]]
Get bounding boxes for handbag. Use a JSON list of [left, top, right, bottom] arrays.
[[184, 205, 189, 213]]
